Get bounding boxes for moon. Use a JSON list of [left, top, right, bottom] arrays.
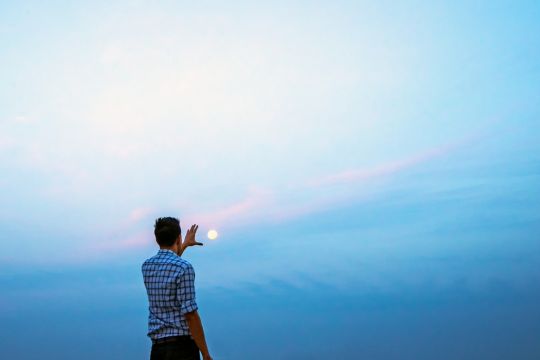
[[207, 229, 218, 240]]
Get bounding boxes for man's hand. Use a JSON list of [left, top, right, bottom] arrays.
[[183, 224, 203, 247], [176, 224, 203, 256]]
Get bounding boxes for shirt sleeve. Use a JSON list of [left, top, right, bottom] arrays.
[[177, 263, 198, 315]]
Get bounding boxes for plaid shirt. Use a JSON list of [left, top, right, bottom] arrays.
[[142, 249, 198, 340]]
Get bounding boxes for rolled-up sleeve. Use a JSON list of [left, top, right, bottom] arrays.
[[177, 264, 198, 315]]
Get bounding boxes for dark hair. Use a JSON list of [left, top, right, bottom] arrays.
[[154, 217, 181, 247]]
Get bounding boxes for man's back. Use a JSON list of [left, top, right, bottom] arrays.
[[142, 249, 198, 340]]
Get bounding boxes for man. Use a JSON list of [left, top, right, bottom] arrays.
[[142, 217, 213, 360]]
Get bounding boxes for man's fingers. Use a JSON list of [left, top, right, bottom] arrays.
[[184, 224, 199, 244], [195, 242, 203, 246]]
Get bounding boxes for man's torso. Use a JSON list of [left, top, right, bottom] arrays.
[[142, 249, 197, 340]]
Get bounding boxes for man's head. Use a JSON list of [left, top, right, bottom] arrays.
[[154, 217, 181, 248]]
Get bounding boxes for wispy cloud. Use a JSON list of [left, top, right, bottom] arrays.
[[88, 231, 152, 252], [84, 206, 156, 252], [308, 137, 471, 187], [128, 206, 155, 224], [184, 187, 274, 229], [79, 136, 468, 252], [89, 136, 472, 255]]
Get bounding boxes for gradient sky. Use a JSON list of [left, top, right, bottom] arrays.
[[1, 1, 540, 359]]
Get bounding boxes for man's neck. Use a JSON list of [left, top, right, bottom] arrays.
[[160, 246, 178, 254]]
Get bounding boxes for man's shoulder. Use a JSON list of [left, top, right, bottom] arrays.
[[142, 251, 193, 271], [169, 256, 193, 270]]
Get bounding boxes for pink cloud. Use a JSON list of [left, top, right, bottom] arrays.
[[114, 139, 470, 251], [81, 207, 156, 256], [102, 232, 152, 250], [84, 231, 154, 257], [185, 187, 274, 229], [181, 140, 460, 229], [308, 137, 471, 187], [128, 206, 155, 224], [81, 136, 475, 256]]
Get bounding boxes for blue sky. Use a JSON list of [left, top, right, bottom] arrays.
[[1, 1, 540, 359]]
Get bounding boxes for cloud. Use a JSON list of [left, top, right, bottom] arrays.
[[88, 231, 153, 252], [184, 187, 274, 229], [308, 138, 468, 187], [128, 206, 154, 224], [185, 137, 472, 230], [82, 136, 472, 255], [268, 136, 474, 222], [78, 206, 156, 256]]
